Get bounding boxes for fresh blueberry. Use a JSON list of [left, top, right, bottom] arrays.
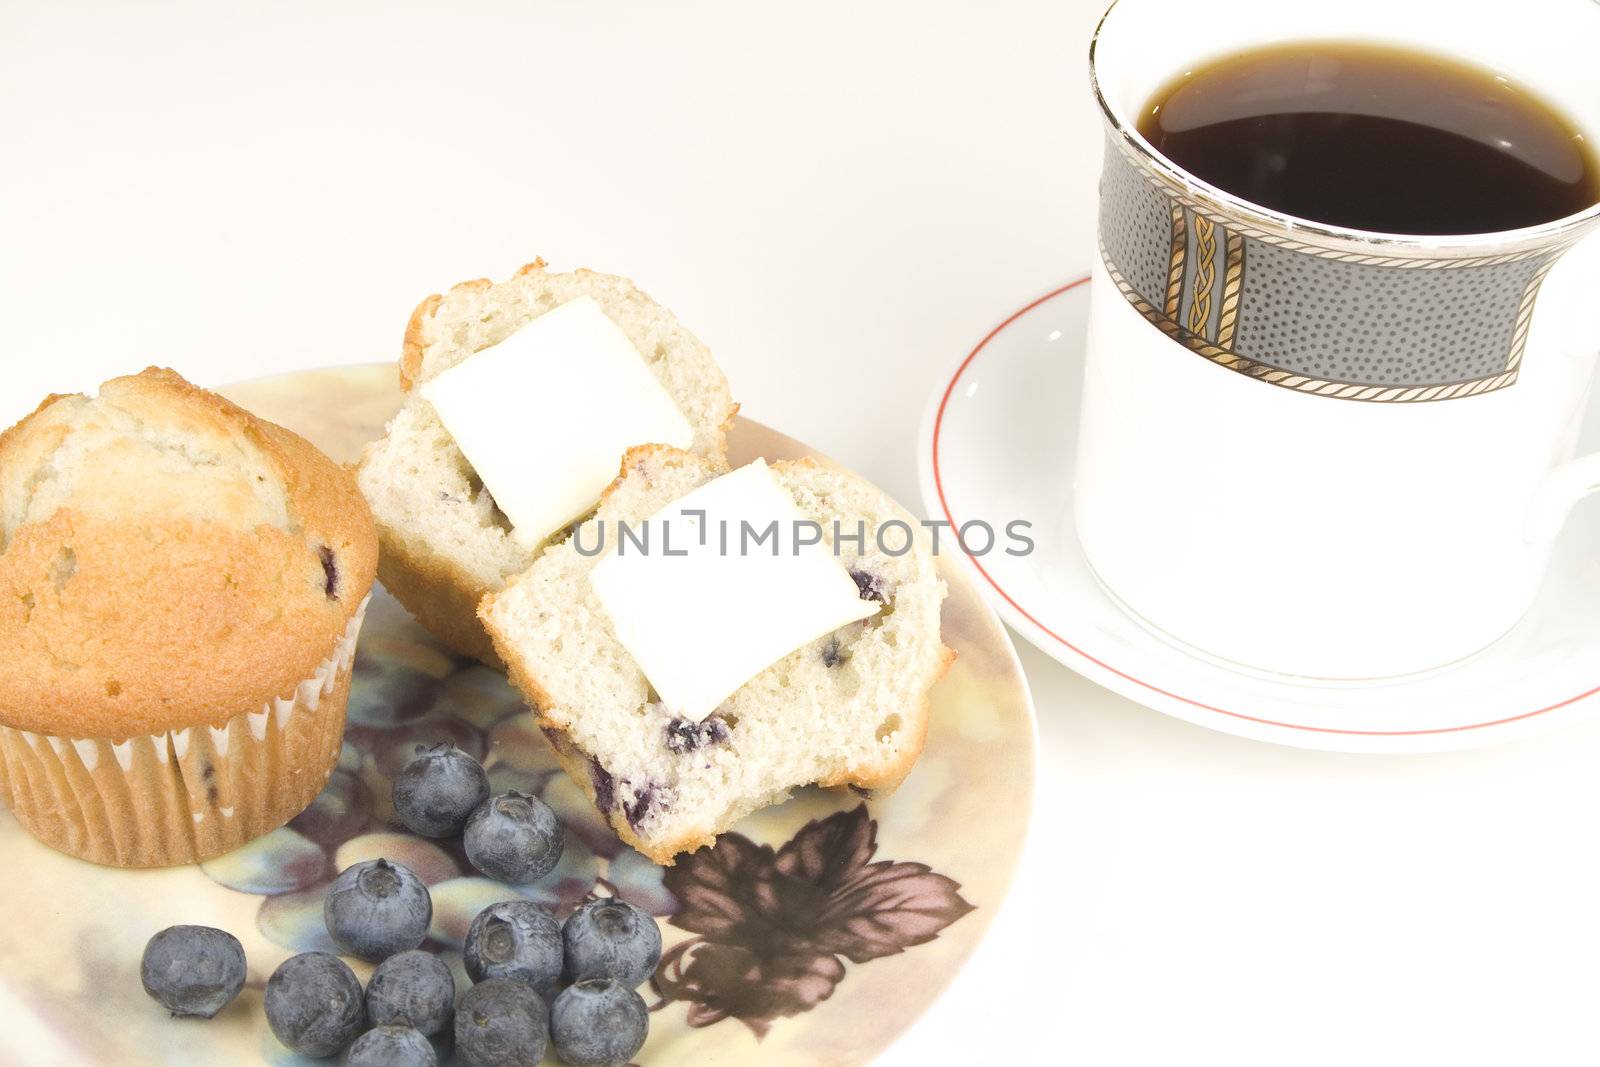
[[562, 898, 662, 989], [324, 858, 433, 961], [140, 925, 246, 1019], [345, 1024, 437, 1067], [393, 742, 490, 838], [463, 900, 564, 993], [454, 978, 549, 1067], [366, 948, 455, 1036], [549, 979, 648, 1067], [464, 791, 564, 884], [264, 951, 365, 1058]]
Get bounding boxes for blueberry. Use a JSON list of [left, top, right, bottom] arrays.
[[393, 742, 490, 838], [822, 635, 847, 667], [663, 716, 730, 755], [562, 898, 662, 989], [589, 761, 615, 814], [345, 1024, 436, 1067], [549, 979, 648, 1067], [621, 781, 659, 830], [463, 900, 564, 993], [464, 791, 564, 884], [324, 858, 433, 961], [140, 925, 246, 1019], [366, 949, 455, 1036], [454, 978, 549, 1067], [319, 545, 340, 599], [264, 951, 365, 1058], [849, 567, 886, 602]]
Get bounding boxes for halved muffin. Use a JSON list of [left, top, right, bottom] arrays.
[[480, 446, 951, 863], [357, 260, 736, 665]]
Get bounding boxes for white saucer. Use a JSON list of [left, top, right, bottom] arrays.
[[918, 277, 1600, 753]]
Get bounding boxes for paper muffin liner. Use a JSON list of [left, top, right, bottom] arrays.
[[0, 596, 369, 868]]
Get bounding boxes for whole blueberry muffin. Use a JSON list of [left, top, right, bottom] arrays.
[[0, 368, 377, 866]]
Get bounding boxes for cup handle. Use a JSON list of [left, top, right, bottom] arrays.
[[1523, 229, 1600, 547]]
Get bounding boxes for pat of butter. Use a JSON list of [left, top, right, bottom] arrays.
[[588, 459, 879, 722], [419, 296, 695, 549]]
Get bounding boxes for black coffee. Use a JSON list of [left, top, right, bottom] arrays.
[[1136, 41, 1599, 235]]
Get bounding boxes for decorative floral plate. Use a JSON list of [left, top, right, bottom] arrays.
[[0, 365, 1035, 1066]]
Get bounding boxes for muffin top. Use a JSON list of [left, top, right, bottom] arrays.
[[0, 368, 378, 738]]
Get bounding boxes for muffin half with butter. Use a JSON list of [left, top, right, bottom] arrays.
[[0, 367, 377, 866], [357, 259, 736, 665]]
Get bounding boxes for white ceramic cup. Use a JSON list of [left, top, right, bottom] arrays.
[[1078, 0, 1600, 680]]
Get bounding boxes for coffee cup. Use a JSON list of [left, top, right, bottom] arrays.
[[1079, 0, 1600, 679]]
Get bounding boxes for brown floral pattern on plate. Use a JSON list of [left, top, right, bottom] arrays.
[[653, 805, 974, 1037]]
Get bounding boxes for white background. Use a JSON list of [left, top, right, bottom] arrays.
[[7, 2, 1600, 1064]]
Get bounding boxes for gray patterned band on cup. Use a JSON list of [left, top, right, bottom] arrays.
[[1097, 136, 1570, 403]]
